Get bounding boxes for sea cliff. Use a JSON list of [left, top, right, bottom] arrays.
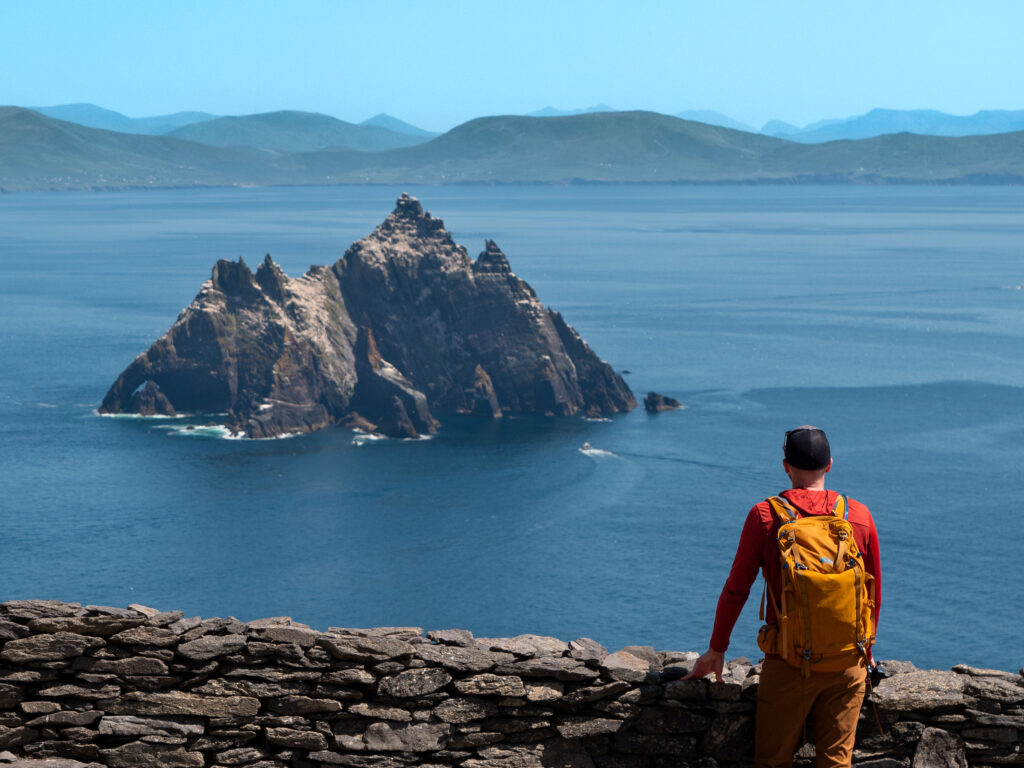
[[98, 194, 635, 438], [0, 600, 1020, 768]]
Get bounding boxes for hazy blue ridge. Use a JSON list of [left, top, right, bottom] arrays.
[[676, 109, 755, 133], [360, 113, 439, 138], [527, 104, 616, 117], [6, 106, 1024, 191], [166, 110, 433, 154], [31, 103, 218, 135], [763, 107, 1024, 142]]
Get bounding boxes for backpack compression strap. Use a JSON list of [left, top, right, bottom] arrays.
[[767, 496, 799, 522]]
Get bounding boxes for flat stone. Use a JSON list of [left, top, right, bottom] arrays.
[[323, 668, 376, 686], [912, 727, 968, 768], [167, 616, 201, 635], [266, 726, 328, 751], [567, 638, 607, 665], [560, 681, 630, 705], [871, 671, 967, 713], [349, 703, 413, 721], [35, 683, 120, 700], [19, 702, 60, 715], [455, 674, 526, 697], [480, 635, 567, 659], [102, 742, 203, 768], [0, 620, 30, 642], [964, 676, 1024, 704], [24, 711, 100, 729], [176, 634, 247, 661], [318, 634, 415, 663], [28, 617, 144, 636], [224, 668, 322, 682], [426, 629, 475, 647], [146, 610, 185, 627], [556, 717, 624, 739], [433, 697, 498, 723], [952, 664, 1020, 680], [308, 751, 418, 767], [1, 601, 82, 621], [965, 709, 1024, 728], [98, 715, 204, 738], [88, 656, 168, 675], [265, 695, 342, 714], [100, 691, 259, 718], [359, 721, 451, 752], [0, 633, 104, 663], [254, 626, 319, 647], [127, 603, 161, 618], [378, 668, 452, 698], [415, 644, 511, 673], [109, 626, 178, 647], [495, 657, 598, 682], [214, 746, 269, 766], [524, 682, 563, 702], [328, 626, 423, 640], [600, 650, 656, 683]]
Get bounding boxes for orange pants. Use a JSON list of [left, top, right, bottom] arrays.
[[755, 659, 867, 768]]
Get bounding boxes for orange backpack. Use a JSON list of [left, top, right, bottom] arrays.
[[757, 494, 875, 675]]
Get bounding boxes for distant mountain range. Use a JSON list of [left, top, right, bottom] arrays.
[[3, 106, 1024, 192], [28, 103, 438, 153], [761, 108, 1024, 142], [166, 110, 433, 153], [525, 105, 1024, 143]]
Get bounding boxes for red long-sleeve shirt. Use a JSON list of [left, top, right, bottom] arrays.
[[709, 488, 881, 654]]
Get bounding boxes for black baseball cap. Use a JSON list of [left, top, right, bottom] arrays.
[[783, 425, 831, 470]]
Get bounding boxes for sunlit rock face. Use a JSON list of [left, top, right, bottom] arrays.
[[99, 194, 636, 438]]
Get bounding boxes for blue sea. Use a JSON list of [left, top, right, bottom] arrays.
[[1, 185, 1022, 672]]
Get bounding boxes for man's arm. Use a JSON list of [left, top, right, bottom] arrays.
[[684, 506, 764, 681]]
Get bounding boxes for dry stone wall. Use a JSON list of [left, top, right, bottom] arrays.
[[0, 601, 1020, 768]]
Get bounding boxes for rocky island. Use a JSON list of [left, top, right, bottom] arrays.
[[99, 195, 636, 438]]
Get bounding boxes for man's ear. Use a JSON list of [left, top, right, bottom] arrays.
[[824, 458, 834, 473]]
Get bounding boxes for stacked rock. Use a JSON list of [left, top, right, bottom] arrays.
[[0, 600, 1021, 768]]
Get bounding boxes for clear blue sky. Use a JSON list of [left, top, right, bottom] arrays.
[[2, 0, 1020, 132]]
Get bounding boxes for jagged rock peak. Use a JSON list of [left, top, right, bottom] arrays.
[[374, 193, 453, 245], [393, 192, 424, 219], [211, 257, 260, 300], [475, 239, 512, 273]]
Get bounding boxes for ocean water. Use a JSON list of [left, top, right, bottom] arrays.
[[1, 185, 1022, 672]]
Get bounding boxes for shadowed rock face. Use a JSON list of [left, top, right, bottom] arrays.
[[99, 194, 636, 438]]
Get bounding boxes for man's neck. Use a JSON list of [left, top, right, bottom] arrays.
[[789, 480, 827, 491]]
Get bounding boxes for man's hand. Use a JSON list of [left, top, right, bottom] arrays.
[[683, 648, 725, 682]]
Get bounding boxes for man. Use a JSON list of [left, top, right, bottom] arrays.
[[685, 426, 881, 768]]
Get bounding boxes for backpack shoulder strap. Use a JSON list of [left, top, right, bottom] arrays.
[[831, 494, 850, 520], [767, 495, 799, 523]]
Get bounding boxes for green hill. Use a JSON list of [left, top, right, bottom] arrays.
[[167, 110, 431, 153], [4, 106, 1024, 192], [0, 107, 280, 191]]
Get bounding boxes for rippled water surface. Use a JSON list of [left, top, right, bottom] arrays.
[[1, 185, 1022, 671]]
